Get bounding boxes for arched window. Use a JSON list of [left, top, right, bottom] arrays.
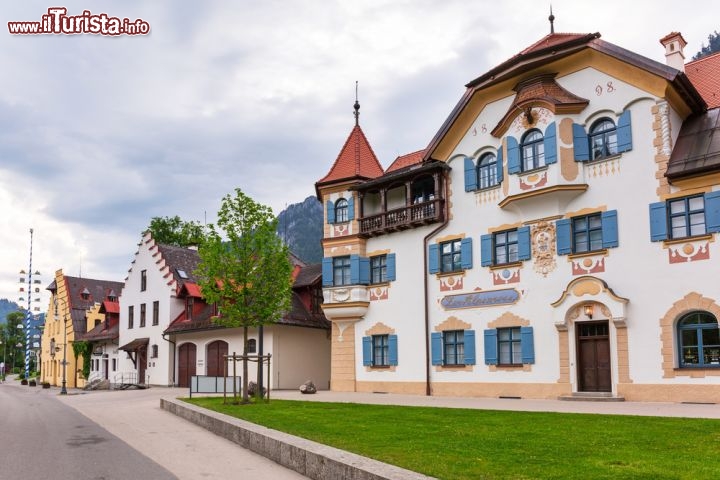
[[589, 118, 618, 160], [335, 198, 349, 223], [477, 153, 498, 189], [521, 129, 544, 171], [677, 312, 720, 367]]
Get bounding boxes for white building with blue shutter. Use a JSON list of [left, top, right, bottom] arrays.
[[315, 29, 720, 402]]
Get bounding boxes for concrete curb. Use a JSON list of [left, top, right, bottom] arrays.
[[160, 398, 435, 480]]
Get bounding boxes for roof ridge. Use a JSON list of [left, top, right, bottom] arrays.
[[396, 148, 426, 158], [686, 50, 720, 66]]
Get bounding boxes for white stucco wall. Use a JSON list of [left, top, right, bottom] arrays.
[[342, 64, 720, 398], [118, 235, 185, 386]]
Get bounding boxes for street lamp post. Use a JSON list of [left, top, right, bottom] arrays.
[[61, 317, 67, 395]]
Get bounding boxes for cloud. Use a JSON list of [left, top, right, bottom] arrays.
[[0, 0, 717, 302]]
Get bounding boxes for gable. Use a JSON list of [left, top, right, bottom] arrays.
[[427, 45, 705, 163]]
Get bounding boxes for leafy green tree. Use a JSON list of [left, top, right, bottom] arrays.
[[693, 30, 720, 60], [3, 311, 25, 371], [196, 189, 293, 403], [146, 215, 206, 247]]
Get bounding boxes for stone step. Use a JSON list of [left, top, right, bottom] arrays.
[[558, 392, 625, 402]]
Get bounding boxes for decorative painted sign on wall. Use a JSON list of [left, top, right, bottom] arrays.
[[440, 288, 520, 310]]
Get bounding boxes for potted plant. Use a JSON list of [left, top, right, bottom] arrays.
[[42, 382, 51, 389]]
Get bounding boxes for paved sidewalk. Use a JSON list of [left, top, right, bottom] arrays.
[[55, 386, 306, 480]]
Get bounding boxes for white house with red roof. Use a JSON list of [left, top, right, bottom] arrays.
[[118, 232, 331, 389], [316, 27, 720, 402]]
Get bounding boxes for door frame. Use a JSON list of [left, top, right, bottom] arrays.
[[576, 320, 612, 392]]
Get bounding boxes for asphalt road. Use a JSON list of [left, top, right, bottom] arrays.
[[2, 379, 307, 479], [0, 379, 176, 480]]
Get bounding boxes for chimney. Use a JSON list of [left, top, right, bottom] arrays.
[[660, 32, 687, 72]]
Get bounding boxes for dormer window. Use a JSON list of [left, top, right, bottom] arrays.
[[335, 198, 349, 223], [521, 129, 545, 171], [177, 269, 189, 279], [81, 287, 90, 300], [589, 118, 618, 160]]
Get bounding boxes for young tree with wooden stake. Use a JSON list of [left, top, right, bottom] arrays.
[[196, 188, 293, 403]]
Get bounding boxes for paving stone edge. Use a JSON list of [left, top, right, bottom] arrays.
[[160, 398, 435, 480]]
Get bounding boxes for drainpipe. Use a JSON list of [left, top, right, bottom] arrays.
[[161, 332, 176, 387], [423, 170, 450, 396]]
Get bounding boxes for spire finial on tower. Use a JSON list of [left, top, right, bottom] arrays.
[[549, 5, 555, 34], [353, 81, 360, 126]]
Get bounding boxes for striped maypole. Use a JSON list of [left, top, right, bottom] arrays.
[[25, 228, 33, 379]]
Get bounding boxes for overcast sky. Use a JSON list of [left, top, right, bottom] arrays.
[[0, 1, 717, 303]]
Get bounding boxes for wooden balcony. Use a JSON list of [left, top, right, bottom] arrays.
[[359, 199, 444, 237]]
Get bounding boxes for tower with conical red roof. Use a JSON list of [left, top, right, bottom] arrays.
[[314, 100, 385, 391]]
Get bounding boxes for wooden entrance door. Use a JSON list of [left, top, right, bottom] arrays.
[[206, 340, 228, 377], [178, 343, 197, 388], [577, 321, 611, 392]]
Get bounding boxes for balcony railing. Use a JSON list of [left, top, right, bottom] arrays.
[[359, 199, 444, 237]]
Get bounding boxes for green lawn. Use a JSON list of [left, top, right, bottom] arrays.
[[183, 397, 720, 480]]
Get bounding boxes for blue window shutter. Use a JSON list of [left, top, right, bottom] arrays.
[[484, 329, 498, 365], [556, 219, 572, 255], [496, 145, 504, 183], [359, 257, 370, 285], [464, 330, 476, 365], [572, 123, 590, 161], [480, 234, 493, 267], [326, 200, 335, 224], [350, 254, 360, 284], [649, 202, 668, 241], [322, 258, 333, 286], [518, 226, 532, 260], [347, 196, 355, 221], [617, 110, 633, 153], [544, 122, 558, 164], [705, 191, 720, 233], [601, 210, 619, 248], [507, 136, 520, 174], [461, 237, 473, 270], [388, 335, 398, 366], [386, 253, 396, 281], [431, 332, 443, 365], [464, 156, 477, 192], [520, 327, 535, 364], [362, 336, 372, 366], [428, 244, 439, 274]]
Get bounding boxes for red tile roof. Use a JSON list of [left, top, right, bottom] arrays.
[[101, 300, 119, 314], [183, 282, 202, 298], [386, 149, 425, 173], [685, 51, 720, 109], [519, 33, 590, 56], [317, 125, 384, 185]]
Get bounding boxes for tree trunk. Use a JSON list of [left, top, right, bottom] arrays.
[[242, 325, 249, 403]]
